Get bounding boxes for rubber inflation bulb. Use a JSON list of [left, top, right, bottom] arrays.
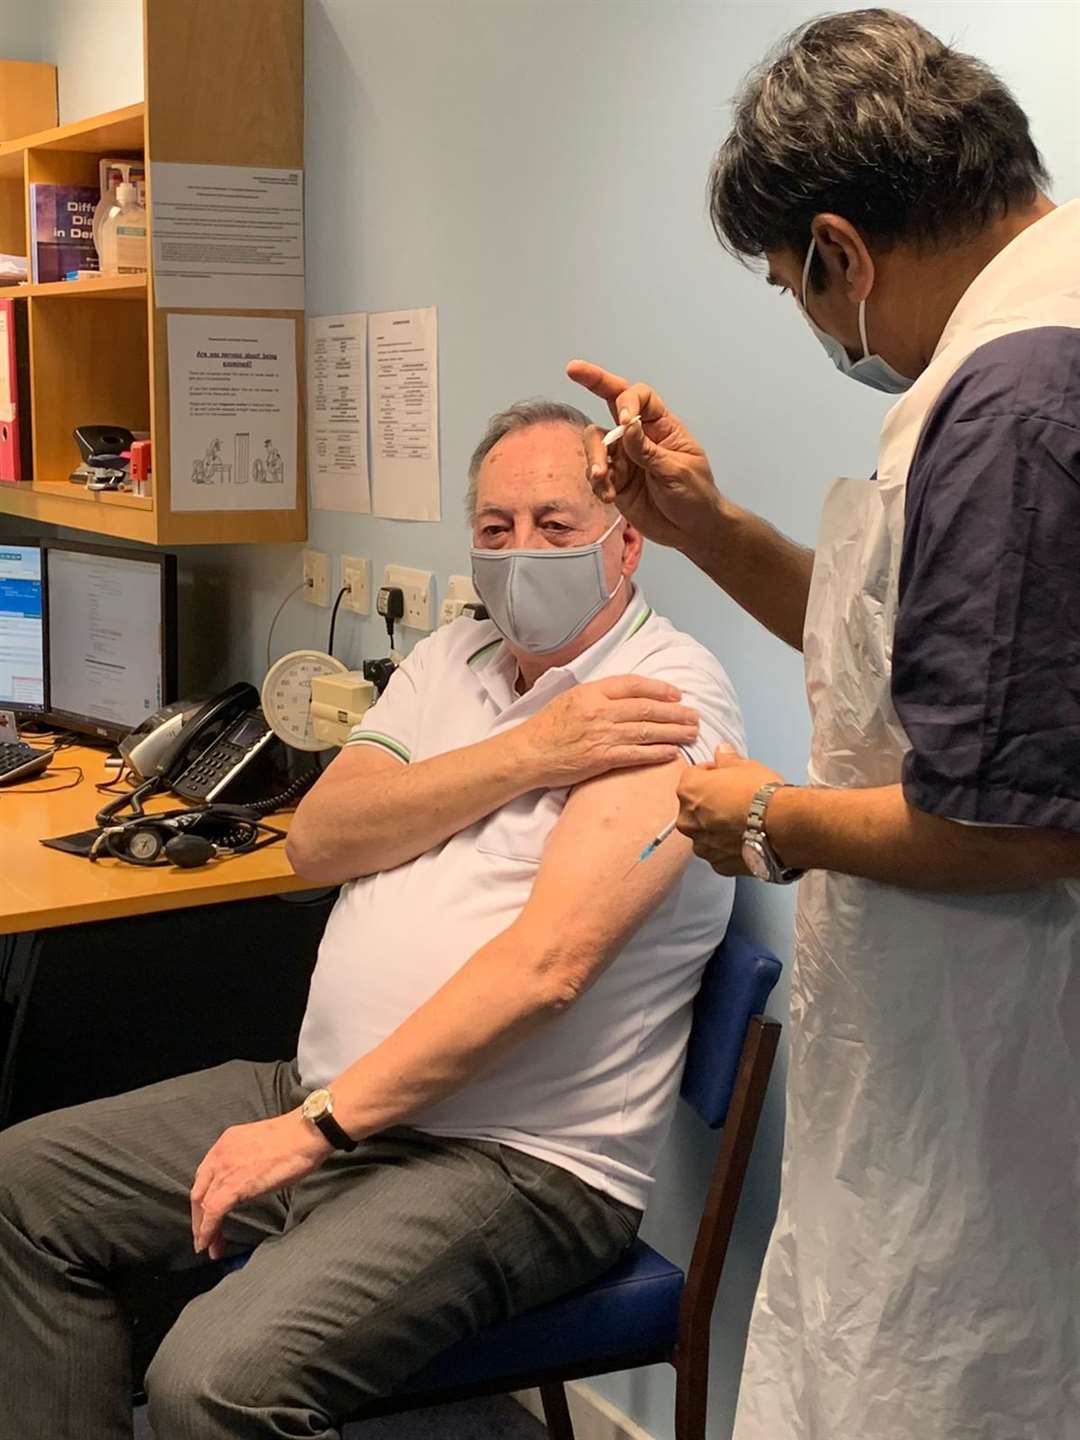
[[165, 834, 217, 868]]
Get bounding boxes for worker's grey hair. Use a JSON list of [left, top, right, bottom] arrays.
[[708, 8, 1049, 287], [465, 399, 596, 520]]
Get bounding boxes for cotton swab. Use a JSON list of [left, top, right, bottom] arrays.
[[602, 415, 643, 447]]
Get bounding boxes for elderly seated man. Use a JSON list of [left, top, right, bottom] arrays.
[[0, 399, 744, 1440]]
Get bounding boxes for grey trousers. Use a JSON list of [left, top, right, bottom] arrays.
[[0, 1058, 639, 1440]]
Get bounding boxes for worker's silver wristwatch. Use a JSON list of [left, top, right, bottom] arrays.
[[741, 781, 804, 885]]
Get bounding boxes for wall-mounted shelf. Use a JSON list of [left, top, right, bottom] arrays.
[[0, 101, 145, 168], [0, 477, 156, 544], [18, 273, 148, 300], [0, 1, 306, 548]]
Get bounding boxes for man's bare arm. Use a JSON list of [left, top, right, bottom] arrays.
[[189, 757, 700, 1255], [324, 757, 694, 1140], [285, 676, 699, 884]]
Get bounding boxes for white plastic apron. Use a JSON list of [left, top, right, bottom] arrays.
[[733, 203, 1080, 1440]]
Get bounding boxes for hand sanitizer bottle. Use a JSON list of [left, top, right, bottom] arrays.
[[99, 182, 147, 276], [92, 163, 124, 267]]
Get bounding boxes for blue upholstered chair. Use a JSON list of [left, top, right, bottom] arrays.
[[354, 925, 783, 1440]]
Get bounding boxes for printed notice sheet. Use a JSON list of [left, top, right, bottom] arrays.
[[370, 306, 440, 521], [167, 314, 297, 513], [151, 163, 304, 310], [308, 313, 370, 513]]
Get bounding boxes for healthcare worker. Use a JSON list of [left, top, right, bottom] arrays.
[[570, 10, 1079, 1440]]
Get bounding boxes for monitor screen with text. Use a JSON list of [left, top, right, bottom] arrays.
[[0, 544, 45, 713], [47, 546, 168, 732]]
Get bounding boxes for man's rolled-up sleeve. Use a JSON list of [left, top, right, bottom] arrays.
[[893, 336, 1080, 831]]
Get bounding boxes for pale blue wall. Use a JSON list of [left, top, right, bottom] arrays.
[[46, 0, 143, 121], [3, 2, 1078, 1435], [0, 0, 142, 119]]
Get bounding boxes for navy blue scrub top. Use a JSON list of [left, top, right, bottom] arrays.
[[893, 325, 1080, 832]]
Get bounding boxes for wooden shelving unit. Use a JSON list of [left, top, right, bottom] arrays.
[[18, 273, 148, 300], [0, 0, 306, 547]]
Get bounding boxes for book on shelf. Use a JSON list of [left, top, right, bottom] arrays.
[[30, 184, 99, 283]]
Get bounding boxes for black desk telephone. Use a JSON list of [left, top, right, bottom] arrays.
[[120, 682, 318, 814]]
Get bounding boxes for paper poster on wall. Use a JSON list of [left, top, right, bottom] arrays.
[[167, 314, 297, 513], [151, 162, 304, 310], [370, 305, 440, 521], [307, 312, 370, 513]]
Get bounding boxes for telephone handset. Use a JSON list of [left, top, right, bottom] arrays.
[[122, 681, 319, 816], [151, 681, 258, 785], [171, 709, 277, 803]]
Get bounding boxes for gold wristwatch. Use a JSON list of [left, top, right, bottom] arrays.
[[300, 1088, 357, 1151]]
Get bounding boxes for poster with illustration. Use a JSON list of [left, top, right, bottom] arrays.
[[167, 314, 297, 512]]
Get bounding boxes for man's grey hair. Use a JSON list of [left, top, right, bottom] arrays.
[[708, 8, 1049, 286], [465, 399, 596, 520]]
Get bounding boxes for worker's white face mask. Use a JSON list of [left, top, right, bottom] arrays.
[[799, 238, 913, 395], [471, 515, 626, 654]]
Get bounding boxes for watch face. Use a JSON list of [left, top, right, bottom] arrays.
[[742, 838, 772, 881], [302, 1088, 331, 1122]]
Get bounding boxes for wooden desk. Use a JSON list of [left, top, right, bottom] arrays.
[[0, 745, 310, 935], [0, 746, 334, 1127]]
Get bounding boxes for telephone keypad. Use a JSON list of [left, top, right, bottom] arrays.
[[173, 721, 271, 801]]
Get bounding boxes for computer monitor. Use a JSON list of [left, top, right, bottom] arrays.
[[44, 540, 177, 742], [0, 540, 46, 718]]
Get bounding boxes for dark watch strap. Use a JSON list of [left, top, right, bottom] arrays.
[[314, 1109, 357, 1152]]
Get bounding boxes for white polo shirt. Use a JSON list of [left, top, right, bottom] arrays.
[[297, 592, 745, 1209]]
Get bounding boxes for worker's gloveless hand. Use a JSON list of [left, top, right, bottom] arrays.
[[566, 359, 723, 553], [677, 748, 783, 875], [514, 674, 699, 788]]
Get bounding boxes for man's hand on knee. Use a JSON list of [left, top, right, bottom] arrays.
[[191, 1111, 330, 1260]]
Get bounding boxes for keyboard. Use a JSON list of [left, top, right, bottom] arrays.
[[0, 740, 53, 786]]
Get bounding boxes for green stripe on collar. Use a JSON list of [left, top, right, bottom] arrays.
[[466, 638, 502, 669], [626, 606, 653, 639], [345, 731, 411, 763]]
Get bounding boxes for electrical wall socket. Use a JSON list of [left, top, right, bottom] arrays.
[[302, 549, 331, 607], [341, 555, 370, 614], [447, 574, 479, 604], [440, 573, 481, 626], [383, 564, 434, 631]]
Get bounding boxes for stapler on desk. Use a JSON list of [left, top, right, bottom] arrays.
[[70, 424, 134, 490]]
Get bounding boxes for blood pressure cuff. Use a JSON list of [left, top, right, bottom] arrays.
[[41, 829, 100, 857], [42, 806, 268, 860]]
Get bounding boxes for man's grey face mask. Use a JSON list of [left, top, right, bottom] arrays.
[[471, 516, 625, 653]]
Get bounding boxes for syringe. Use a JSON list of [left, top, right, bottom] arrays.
[[624, 814, 680, 876]]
